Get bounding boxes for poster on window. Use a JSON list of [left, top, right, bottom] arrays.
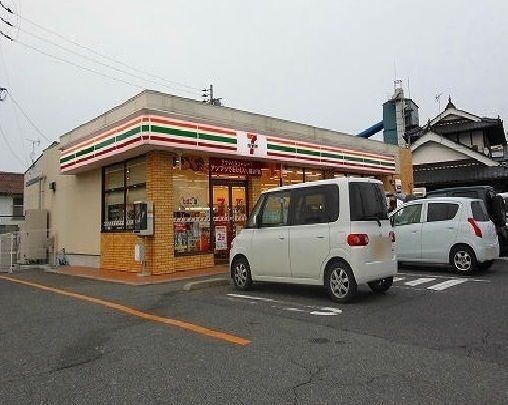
[[215, 226, 227, 251]]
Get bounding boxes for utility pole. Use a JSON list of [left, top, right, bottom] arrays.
[[202, 84, 222, 106], [26, 138, 40, 163]]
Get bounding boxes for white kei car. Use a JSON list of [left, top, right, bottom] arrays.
[[391, 197, 499, 274], [230, 178, 397, 303]]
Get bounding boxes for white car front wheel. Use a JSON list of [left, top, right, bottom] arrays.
[[231, 257, 253, 290]]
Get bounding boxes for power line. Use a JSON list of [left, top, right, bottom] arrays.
[[0, 121, 26, 168], [0, 29, 12, 41], [0, 16, 13, 27], [0, 1, 13, 13], [16, 39, 146, 91], [17, 26, 201, 96], [0, 40, 27, 153], [14, 13, 202, 94], [7, 89, 51, 144]]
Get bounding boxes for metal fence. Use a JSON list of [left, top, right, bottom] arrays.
[[0, 232, 19, 273], [0, 229, 52, 272]]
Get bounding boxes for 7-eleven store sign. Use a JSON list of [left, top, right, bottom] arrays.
[[236, 132, 267, 158]]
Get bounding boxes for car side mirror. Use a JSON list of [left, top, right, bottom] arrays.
[[254, 214, 261, 228], [390, 216, 395, 226]]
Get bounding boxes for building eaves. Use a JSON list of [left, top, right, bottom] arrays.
[[411, 131, 499, 167], [58, 89, 395, 156]]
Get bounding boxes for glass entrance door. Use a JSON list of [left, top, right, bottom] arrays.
[[212, 181, 248, 263]]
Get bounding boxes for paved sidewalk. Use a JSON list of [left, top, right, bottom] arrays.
[[46, 264, 229, 286]]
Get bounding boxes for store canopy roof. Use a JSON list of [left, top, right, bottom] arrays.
[[60, 111, 396, 176]]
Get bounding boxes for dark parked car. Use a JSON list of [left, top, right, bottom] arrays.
[[426, 186, 507, 254]]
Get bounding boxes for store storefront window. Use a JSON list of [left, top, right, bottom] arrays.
[[103, 157, 146, 231], [281, 166, 304, 186], [173, 156, 210, 255], [259, 164, 281, 192], [304, 169, 323, 182]]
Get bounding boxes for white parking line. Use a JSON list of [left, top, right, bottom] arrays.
[[393, 277, 406, 282], [404, 277, 436, 286], [228, 294, 275, 302], [226, 294, 342, 316], [397, 272, 490, 283], [426, 279, 468, 291]]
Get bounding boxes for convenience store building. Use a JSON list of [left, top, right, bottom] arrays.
[[24, 90, 412, 273]]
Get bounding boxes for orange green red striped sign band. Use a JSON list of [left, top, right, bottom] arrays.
[[60, 114, 395, 174]]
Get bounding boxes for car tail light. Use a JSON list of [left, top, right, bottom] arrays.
[[389, 230, 396, 243], [467, 218, 482, 238], [347, 234, 369, 247]]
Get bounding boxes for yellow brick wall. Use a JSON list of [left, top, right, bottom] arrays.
[[145, 151, 174, 274], [174, 254, 214, 272], [99, 151, 216, 274], [100, 233, 141, 272]]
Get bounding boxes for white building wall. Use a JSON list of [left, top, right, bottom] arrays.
[[412, 141, 467, 165], [24, 143, 102, 267]]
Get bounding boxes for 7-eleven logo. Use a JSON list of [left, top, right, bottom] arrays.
[[236, 131, 267, 157], [247, 133, 258, 155]]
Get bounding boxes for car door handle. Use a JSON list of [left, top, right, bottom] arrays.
[[315, 235, 326, 239], [411, 230, 419, 234], [447, 227, 455, 230], [278, 236, 285, 240]]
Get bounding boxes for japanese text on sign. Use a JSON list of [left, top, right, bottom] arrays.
[[210, 158, 262, 176]]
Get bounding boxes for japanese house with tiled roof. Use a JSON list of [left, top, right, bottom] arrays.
[[410, 97, 507, 191]]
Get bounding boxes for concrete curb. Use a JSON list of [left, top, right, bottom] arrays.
[[41, 268, 229, 286], [183, 277, 230, 291]]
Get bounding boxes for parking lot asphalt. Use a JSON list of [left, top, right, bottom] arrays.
[[1, 261, 507, 404]]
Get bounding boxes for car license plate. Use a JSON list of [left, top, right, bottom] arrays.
[[373, 238, 391, 260]]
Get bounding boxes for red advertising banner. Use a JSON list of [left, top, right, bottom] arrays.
[[210, 157, 262, 176]]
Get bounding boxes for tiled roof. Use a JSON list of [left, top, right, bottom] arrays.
[[0, 172, 24, 195]]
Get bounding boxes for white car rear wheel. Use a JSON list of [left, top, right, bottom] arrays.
[[325, 260, 357, 303], [450, 246, 478, 275]]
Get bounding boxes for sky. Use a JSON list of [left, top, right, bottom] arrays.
[[0, 0, 507, 172]]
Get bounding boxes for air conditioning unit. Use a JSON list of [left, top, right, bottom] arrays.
[[49, 182, 56, 191]]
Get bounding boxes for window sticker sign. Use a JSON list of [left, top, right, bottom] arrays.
[[215, 226, 227, 251]]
